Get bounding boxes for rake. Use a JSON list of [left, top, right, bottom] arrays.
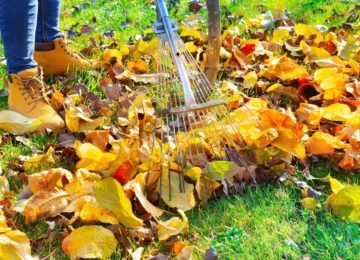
[[147, 0, 257, 203]]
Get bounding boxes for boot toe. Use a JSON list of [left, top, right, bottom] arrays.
[[37, 114, 65, 133]]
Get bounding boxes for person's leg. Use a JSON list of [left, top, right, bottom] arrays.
[[0, 0, 38, 74], [0, 0, 65, 132], [34, 0, 92, 76], [35, 0, 62, 43]]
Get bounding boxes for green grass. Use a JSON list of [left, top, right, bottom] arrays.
[[187, 186, 360, 259], [1, 0, 360, 259]]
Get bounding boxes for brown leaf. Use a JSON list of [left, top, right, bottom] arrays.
[[24, 187, 71, 223]]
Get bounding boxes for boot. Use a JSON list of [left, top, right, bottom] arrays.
[[34, 38, 92, 76], [7, 67, 65, 132]]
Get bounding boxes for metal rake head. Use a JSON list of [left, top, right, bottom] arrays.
[[145, 0, 257, 206]]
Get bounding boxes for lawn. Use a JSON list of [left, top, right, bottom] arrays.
[[1, 0, 360, 259]]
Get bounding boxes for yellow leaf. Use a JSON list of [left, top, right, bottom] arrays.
[[80, 200, 118, 224], [75, 168, 102, 181], [266, 83, 298, 97], [65, 101, 104, 133], [102, 49, 122, 63], [324, 186, 360, 222], [65, 179, 94, 200], [0, 210, 7, 231], [24, 146, 56, 173], [175, 246, 193, 260], [0, 176, 9, 201], [243, 71, 258, 89], [346, 111, 360, 129], [131, 174, 164, 217], [127, 59, 150, 73], [205, 161, 244, 180], [304, 132, 349, 155], [313, 68, 338, 85], [319, 74, 348, 100], [295, 103, 322, 126], [180, 27, 203, 40], [321, 103, 351, 121], [0, 230, 33, 260], [128, 94, 155, 121], [62, 225, 118, 260], [0, 110, 41, 135], [75, 142, 112, 171], [272, 126, 306, 159], [271, 29, 289, 43], [185, 42, 198, 53], [260, 109, 303, 138], [94, 178, 143, 228], [310, 174, 345, 194], [184, 167, 202, 181], [24, 187, 71, 223], [300, 197, 317, 211], [253, 128, 278, 148], [28, 168, 72, 193], [157, 209, 189, 240], [158, 169, 196, 211], [261, 62, 308, 81], [300, 41, 347, 67], [294, 24, 323, 43], [120, 44, 130, 55], [195, 177, 221, 204]]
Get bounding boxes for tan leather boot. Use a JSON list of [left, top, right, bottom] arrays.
[[34, 38, 92, 76], [7, 67, 65, 132]]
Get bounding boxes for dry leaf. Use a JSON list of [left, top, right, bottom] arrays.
[[304, 132, 349, 155], [0, 110, 41, 135], [80, 200, 119, 224], [28, 168, 73, 193], [62, 225, 118, 260], [0, 229, 34, 260], [75, 141, 115, 171], [300, 197, 317, 211], [24, 187, 71, 223], [158, 168, 196, 212], [324, 186, 360, 223], [24, 146, 56, 173], [157, 209, 189, 241], [94, 178, 143, 228]]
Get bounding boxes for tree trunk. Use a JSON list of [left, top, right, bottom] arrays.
[[204, 0, 221, 87]]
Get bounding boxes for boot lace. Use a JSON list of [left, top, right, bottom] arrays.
[[18, 74, 47, 105], [59, 39, 92, 62]]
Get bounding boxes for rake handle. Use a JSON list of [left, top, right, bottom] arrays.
[[156, 0, 197, 107]]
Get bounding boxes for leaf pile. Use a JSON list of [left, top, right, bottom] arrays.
[[1, 2, 360, 259]]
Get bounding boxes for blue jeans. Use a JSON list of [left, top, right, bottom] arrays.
[[0, 0, 62, 74]]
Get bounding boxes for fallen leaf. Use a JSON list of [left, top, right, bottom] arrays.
[[304, 132, 349, 155], [0, 110, 41, 135], [62, 225, 118, 260], [129, 174, 164, 217], [158, 168, 196, 212], [157, 209, 189, 240], [84, 130, 111, 152], [24, 146, 56, 173], [205, 161, 243, 180], [195, 176, 221, 204], [28, 168, 73, 193], [324, 186, 360, 223], [0, 229, 34, 260], [24, 187, 71, 223], [80, 200, 119, 224], [75, 141, 115, 171], [94, 178, 143, 228], [300, 197, 317, 211]]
